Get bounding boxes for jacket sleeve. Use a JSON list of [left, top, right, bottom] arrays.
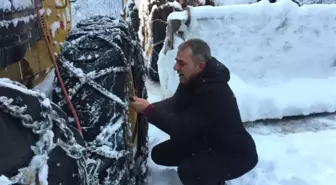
[[146, 93, 215, 142], [151, 97, 174, 112]]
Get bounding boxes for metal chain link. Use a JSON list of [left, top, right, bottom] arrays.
[[0, 80, 89, 185]]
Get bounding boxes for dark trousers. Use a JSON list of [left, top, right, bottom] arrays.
[[151, 140, 229, 185]]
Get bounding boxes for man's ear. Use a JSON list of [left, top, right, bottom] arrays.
[[198, 62, 206, 71]]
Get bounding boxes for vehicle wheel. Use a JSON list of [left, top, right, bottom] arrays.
[[52, 15, 149, 185], [0, 0, 42, 69], [0, 78, 88, 185]]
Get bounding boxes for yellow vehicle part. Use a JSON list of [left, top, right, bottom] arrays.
[[126, 70, 139, 147], [0, 0, 72, 88]]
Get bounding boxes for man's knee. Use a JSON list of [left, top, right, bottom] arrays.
[[150, 144, 162, 164], [151, 140, 186, 166], [177, 159, 199, 185], [150, 142, 176, 166]]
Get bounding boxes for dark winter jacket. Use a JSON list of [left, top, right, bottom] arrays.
[[146, 57, 258, 178]]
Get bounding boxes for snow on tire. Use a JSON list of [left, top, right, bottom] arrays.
[[0, 0, 40, 69], [52, 15, 149, 185], [0, 78, 88, 185]]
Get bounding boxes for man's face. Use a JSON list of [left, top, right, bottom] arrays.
[[174, 48, 205, 84]]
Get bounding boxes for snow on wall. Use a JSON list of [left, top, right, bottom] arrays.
[[158, 0, 336, 122], [71, 0, 122, 26]]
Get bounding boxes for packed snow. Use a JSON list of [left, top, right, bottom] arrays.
[[159, 0, 336, 122], [71, 0, 122, 26], [147, 126, 336, 185]]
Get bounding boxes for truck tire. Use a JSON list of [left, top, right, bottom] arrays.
[[0, 0, 42, 69], [0, 78, 88, 185], [52, 15, 149, 185]]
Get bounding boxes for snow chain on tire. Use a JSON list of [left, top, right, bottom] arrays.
[[52, 15, 148, 185], [0, 78, 89, 185]]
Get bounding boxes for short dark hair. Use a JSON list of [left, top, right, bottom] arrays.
[[178, 38, 212, 64]]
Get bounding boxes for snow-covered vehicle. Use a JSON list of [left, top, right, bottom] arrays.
[[158, 0, 336, 122], [1, 0, 149, 185]]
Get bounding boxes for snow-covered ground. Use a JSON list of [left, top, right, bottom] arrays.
[[158, 0, 336, 122]]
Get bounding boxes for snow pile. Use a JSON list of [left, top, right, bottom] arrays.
[[158, 0, 336, 122], [71, 0, 122, 26], [146, 124, 336, 185]]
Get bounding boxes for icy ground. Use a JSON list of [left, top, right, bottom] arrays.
[[145, 80, 336, 185]]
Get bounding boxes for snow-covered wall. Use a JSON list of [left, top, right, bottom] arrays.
[[71, 0, 122, 26], [158, 0, 336, 122]]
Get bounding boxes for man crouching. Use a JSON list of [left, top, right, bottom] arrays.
[[130, 38, 258, 185]]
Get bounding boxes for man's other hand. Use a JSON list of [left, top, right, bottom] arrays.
[[129, 96, 150, 113]]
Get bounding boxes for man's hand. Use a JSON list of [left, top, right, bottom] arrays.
[[129, 96, 150, 114]]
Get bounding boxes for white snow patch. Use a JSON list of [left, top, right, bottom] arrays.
[[11, 0, 33, 10], [39, 8, 45, 16], [71, 0, 122, 26], [0, 175, 11, 185], [0, 78, 42, 97], [65, 7, 71, 21], [0, 0, 33, 11], [46, 8, 52, 16], [0, 0, 11, 11], [33, 70, 55, 99], [50, 21, 60, 37], [0, 14, 36, 28], [54, 0, 65, 7], [158, 1, 336, 122], [167, 0, 183, 10]]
